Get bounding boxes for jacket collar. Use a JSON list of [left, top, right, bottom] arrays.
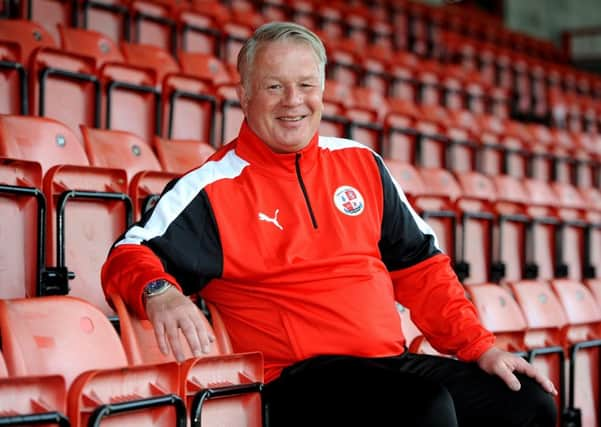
[[235, 120, 320, 177]]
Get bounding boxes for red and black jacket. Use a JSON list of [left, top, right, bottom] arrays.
[[102, 121, 495, 382]]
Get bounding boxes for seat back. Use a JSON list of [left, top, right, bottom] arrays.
[[0, 296, 127, 385], [551, 279, 601, 427], [0, 157, 43, 298], [81, 126, 162, 183], [29, 47, 101, 136], [0, 296, 183, 427], [154, 137, 215, 174], [59, 25, 124, 67], [465, 283, 527, 352], [492, 175, 531, 282], [111, 294, 263, 426], [0, 19, 56, 63], [0, 115, 89, 175]]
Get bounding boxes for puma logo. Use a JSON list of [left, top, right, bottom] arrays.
[[258, 209, 283, 231]]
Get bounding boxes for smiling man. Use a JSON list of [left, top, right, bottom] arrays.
[[101, 22, 557, 426]]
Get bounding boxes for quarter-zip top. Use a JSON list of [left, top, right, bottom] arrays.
[[295, 152, 318, 229]]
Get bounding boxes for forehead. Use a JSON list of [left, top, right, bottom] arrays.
[[252, 40, 320, 76]]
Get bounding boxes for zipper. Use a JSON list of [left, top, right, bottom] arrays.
[[295, 153, 318, 229]]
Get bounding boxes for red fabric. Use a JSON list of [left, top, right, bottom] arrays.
[[392, 254, 495, 361], [101, 244, 181, 319]]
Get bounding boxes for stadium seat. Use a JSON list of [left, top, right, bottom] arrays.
[[0, 296, 185, 427], [550, 279, 601, 427], [0, 156, 44, 299], [79, 0, 131, 43], [20, 0, 75, 45], [58, 25, 124, 68], [29, 46, 101, 137], [381, 98, 420, 163], [508, 280, 569, 425], [523, 179, 564, 280], [110, 294, 264, 427], [177, 6, 223, 56], [452, 171, 497, 284], [130, 0, 178, 55], [551, 182, 589, 281], [0, 115, 132, 315], [491, 175, 537, 282], [81, 126, 178, 219], [58, 25, 161, 141], [0, 350, 69, 427], [416, 167, 464, 270], [0, 19, 57, 116], [579, 186, 601, 279], [465, 283, 528, 353], [153, 136, 215, 174]]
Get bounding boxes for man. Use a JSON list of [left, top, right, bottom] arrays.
[[102, 21, 557, 426]]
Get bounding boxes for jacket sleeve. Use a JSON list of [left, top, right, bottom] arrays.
[[101, 176, 223, 320], [374, 155, 495, 361]]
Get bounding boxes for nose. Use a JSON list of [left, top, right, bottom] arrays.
[[283, 84, 303, 106]]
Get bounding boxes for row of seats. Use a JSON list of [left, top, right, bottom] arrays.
[[5, 0, 598, 127], [0, 294, 263, 426], [386, 161, 601, 285], [8, 0, 565, 63], [401, 278, 601, 427], [1, 19, 599, 182], [0, 114, 214, 315], [0, 113, 599, 309]]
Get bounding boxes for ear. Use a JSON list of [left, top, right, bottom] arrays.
[[236, 83, 248, 115]]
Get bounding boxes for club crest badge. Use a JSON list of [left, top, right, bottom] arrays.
[[333, 185, 365, 216]]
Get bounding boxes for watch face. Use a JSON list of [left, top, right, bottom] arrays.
[[145, 280, 170, 296]]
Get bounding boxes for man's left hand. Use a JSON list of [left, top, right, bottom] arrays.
[[477, 347, 557, 395]]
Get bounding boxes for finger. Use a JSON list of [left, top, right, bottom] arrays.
[[153, 321, 170, 356], [512, 359, 558, 395], [497, 362, 522, 391], [179, 316, 203, 357], [193, 316, 214, 354], [165, 320, 186, 362]]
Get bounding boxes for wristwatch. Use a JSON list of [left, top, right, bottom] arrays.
[[143, 279, 173, 300]]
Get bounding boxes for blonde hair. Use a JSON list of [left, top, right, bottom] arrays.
[[237, 21, 327, 92]]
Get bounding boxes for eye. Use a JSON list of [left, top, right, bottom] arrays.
[[267, 84, 282, 90]]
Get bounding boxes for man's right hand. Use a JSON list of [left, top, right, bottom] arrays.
[[145, 286, 215, 362]]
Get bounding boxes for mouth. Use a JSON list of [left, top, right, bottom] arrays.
[[277, 115, 307, 122]]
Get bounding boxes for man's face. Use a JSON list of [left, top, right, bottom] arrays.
[[237, 40, 323, 153]]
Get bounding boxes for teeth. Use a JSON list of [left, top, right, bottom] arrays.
[[279, 116, 303, 121]]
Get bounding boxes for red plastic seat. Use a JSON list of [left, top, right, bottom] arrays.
[[523, 179, 563, 280], [81, 126, 179, 219], [177, 6, 223, 56], [508, 280, 569, 425], [551, 182, 589, 281], [0, 350, 68, 427], [130, 0, 178, 55], [110, 294, 264, 426], [154, 136, 215, 174], [29, 46, 101, 137], [0, 156, 43, 298], [0, 115, 131, 315], [0, 296, 184, 427], [59, 25, 124, 68], [452, 171, 497, 284], [492, 175, 536, 282], [550, 279, 601, 427], [19, 0, 74, 45], [79, 0, 130, 43], [465, 283, 528, 352], [0, 20, 56, 116]]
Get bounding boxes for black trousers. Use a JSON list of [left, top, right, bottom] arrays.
[[263, 352, 557, 427]]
